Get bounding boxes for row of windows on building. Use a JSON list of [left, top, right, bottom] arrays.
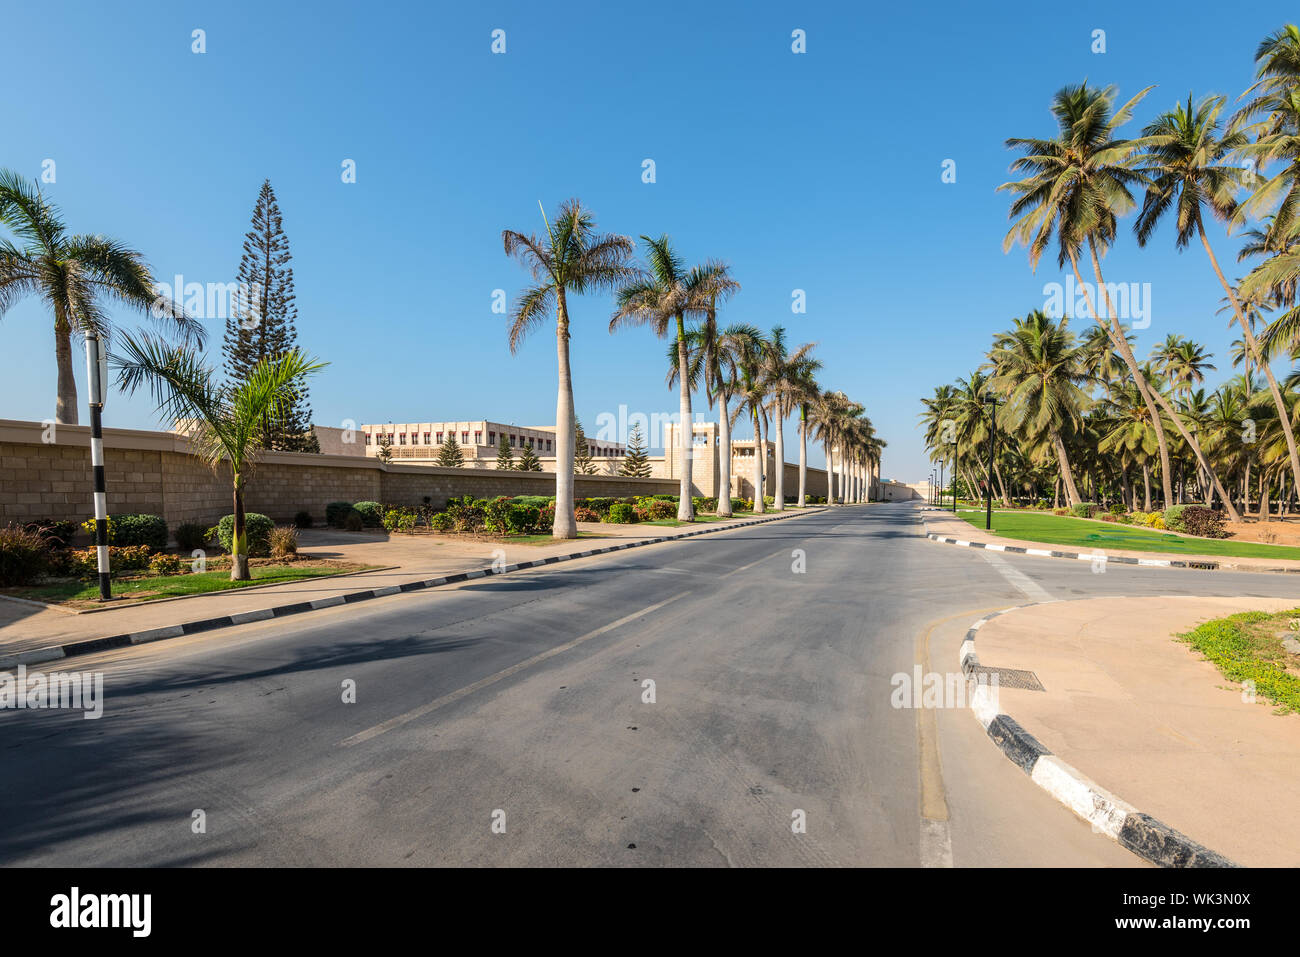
[[365, 431, 557, 452]]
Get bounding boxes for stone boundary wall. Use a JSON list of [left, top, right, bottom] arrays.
[[0, 419, 681, 534]]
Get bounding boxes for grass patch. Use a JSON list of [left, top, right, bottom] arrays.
[[1178, 609, 1300, 713], [4, 563, 372, 608], [639, 511, 758, 527], [955, 510, 1300, 560]]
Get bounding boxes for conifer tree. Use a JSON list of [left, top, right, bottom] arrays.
[[437, 434, 464, 467], [574, 420, 597, 474], [495, 433, 514, 469], [517, 441, 542, 471], [223, 179, 317, 451], [376, 431, 393, 464], [619, 424, 651, 477]]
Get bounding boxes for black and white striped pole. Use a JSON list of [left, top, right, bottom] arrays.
[[85, 332, 112, 601]]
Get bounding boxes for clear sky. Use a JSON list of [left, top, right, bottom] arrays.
[[3, 0, 1296, 481]]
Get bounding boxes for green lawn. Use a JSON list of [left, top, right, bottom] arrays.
[[5, 564, 366, 607], [954, 509, 1300, 560]]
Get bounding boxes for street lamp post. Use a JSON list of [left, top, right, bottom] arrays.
[[84, 332, 112, 601], [983, 394, 999, 531], [938, 460, 944, 510]]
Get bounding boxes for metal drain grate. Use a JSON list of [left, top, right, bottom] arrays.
[[968, 666, 1046, 691]]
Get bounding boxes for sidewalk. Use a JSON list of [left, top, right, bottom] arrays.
[[0, 510, 821, 663], [968, 596, 1300, 867], [921, 509, 1300, 573]]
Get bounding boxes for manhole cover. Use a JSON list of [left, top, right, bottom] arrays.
[[968, 666, 1045, 691]]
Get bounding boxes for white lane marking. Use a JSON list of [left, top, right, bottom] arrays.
[[339, 595, 679, 747], [979, 549, 1053, 603]]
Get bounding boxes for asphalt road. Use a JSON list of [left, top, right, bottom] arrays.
[[3, 503, 1296, 866]]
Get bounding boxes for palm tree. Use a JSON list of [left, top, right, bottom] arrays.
[[987, 310, 1091, 506], [1152, 334, 1216, 397], [1002, 83, 1240, 518], [668, 262, 740, 515], [1135, 93, 1300, 505], [761, 326, 817, 511], [612, 236, 720, 521], [0, 169, 202, 424], [115, 331, 324, 580], [503, 199, 636, 539], [730, 328, 773, 511]]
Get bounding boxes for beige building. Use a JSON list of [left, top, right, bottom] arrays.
[[359, 420, 625, 464]]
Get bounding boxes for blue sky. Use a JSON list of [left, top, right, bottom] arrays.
[[3, 0, 1296, 481]]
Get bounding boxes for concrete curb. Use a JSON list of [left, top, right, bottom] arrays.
[[959, 605, 1239, 868], [0, 507, 825, 671]]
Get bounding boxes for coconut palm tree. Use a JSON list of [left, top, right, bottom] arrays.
[[114, 331, 324, 580], [987, 310, 1091, 506], [503, 199, 636, 539], [1002, 82, 1240, 519], [0, 169, 202, 424], [1135, 93, 1300, 505]]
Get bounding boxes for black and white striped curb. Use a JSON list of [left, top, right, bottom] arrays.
[[925, 530, 1220, 568], [0, 508, 824, 671], [960, 605, 1238, 868]]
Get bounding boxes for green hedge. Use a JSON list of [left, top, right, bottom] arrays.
[[216, 513, 274, 557]]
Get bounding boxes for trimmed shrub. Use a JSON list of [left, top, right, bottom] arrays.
[[692, 497, 718, 513], [326, 501, 355, 527], [1109, 502, 1127, 515], [504, 504, 541, 535], [113, 514, 168, 550], [1098, 513, 1118, 523], [175, 522, 210, 552], [1069, 502, 1098, 519], [606, 503, 637, 524], [344, 511, 364, 532], [1181, 505, 1228, 539], [536, 503, 555, 532], [574, 506, 601, 522], [217, 513, 274, 557], [1052, 507, 1069, 516], [270, 525, 299, 558], [0, 523, 51, 585], [148, 553, 184, 576], [294, 510, 313, 529], [1162, 505, 1189, 532], [509, 495, 553, 508], [583, 498, 616, 516], [382, 508, 418, 533], [428, 512, 454, 531], [644, 498, 675, 520], [483, 496, 514, 533], [352, 501, 383, 527]]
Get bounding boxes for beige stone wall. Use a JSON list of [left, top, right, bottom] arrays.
[[0, 419, 681, 537]]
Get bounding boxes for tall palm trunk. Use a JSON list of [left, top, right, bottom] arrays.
[[1050, 429, 1082, 505], [772, 404, 785, 511], [1142, 464, 1152, 511], [675, 314, 694, 521], [1082, 242, 1241, 520], [231, 475, 250, 581], [797, 405, 808, 506], [54, 307, 79, 425], [826, 441, 835, 504], [717, 391, 733, 517], [752, 411, 766, 513], [552, 291, 578, 539], [1199, 223, 1300, 501], [1071, 249, 1172, 506]]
